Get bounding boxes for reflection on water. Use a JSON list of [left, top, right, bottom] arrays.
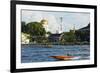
[[21, 45, 90, 63]]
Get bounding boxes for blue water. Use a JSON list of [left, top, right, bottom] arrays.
[[21, 45, 90, 63]]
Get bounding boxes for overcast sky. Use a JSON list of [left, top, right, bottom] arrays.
[[21, 10, 90, 33]]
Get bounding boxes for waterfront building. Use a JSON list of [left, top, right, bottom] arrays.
[[48, 33, 64, 42], [75, 24, 90, 42], [21, 33, 30, 44]]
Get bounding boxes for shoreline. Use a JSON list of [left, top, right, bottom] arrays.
[[21, 43, 90, 48]]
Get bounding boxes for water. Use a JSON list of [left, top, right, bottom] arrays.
[[21, 45, 90, 63]]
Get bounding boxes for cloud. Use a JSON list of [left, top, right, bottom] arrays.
[[62, 12, 90, 30], [22, 10, 90, 33], [43, 13, 59, 33], [22, 10, 43, 23], [22, 10, 60, 33]]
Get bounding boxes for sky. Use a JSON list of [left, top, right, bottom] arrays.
[[21, 10, 90, 33]]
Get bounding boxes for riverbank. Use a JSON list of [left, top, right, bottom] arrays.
[[21, 43, 90, 48]]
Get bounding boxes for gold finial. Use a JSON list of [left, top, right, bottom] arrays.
[[41, 19, 48, 25]]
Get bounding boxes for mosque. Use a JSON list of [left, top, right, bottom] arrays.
[[40, 19, 48, 32], [40, 18, 76, 42]]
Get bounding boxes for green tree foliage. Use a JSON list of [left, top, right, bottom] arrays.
[[21, 22, 27, 33], [26, 22, 46, 36], [46, 31, 52, 36], [63, 31, 76, 43], [28, 22, 46, 42], [21, 21, 46, 43]]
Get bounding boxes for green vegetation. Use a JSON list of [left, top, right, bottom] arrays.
[[26, 22, 46, 36], [21, 21, 47, 43], [62, 31, 76, 43], [21, 21, 90, 45], [22, 21, 46, 36], [21, 22, 28, 33]]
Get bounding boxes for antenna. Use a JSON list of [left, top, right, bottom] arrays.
[[60, 17, 62, 33]]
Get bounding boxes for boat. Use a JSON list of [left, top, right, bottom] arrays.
[[50, 56, 81, 61]]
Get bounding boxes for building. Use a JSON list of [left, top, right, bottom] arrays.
[[40, 19, 48, 32], [21, 33, 30, 44], [75, 24, 90, 42], [48, 34, 64, 42]]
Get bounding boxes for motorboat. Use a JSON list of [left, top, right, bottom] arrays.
[[50, 55, 81, 61]]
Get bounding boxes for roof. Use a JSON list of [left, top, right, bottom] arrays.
[[78, 24, 90, 31], [49, 34, 62, 38]]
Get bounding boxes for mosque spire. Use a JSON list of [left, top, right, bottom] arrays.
[[73, 24, 75, 33]]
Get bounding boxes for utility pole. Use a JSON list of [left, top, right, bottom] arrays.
[[73, 24, 75, 33]]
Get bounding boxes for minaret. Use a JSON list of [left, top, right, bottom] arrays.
[[40, 19, 48, 31], [73, 24, 75, 33]]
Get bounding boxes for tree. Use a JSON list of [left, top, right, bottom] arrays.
[[46, 31, 51, 35], [21, 21, 27, 33], [25, 22, 46, 42], [63, 31, 76, 43], [26, 22, 46, 36]]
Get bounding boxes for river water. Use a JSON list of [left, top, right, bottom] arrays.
[[21, 45, 90, 63]]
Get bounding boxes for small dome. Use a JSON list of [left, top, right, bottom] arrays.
[[41, 19, 48, 25]]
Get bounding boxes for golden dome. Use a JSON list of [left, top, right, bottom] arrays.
[[41, 19, 48, 25]]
